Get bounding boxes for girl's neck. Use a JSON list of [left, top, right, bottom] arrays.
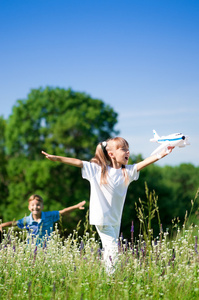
[[111, 160, 122, 169]]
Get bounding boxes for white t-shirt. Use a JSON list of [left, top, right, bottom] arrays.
[[81, 161, 139, 226]]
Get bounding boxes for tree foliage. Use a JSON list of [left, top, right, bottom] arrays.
[[0, 116, 9, 219], [6, 87, 118, 158]]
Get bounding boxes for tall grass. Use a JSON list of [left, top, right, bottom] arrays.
[[1, 188, 199, 299]]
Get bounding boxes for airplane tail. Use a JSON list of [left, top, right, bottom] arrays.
[[150, 130, 160, 142]]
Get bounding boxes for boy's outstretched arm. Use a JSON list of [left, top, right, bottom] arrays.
[[41, 151, 83, 168], [136, 147, 174, 172], [59, 200, 86, 216], [0, 221, 17, 232]]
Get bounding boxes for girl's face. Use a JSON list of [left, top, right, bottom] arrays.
[[107, 141, 130, 168], [28, 199, 43, 219]]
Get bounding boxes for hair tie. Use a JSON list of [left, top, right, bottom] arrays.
[[101, 141, 107, 148], [101, 141, 108, 157]]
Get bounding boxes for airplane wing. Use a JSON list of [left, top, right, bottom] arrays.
[[151, 142, 170, 156]]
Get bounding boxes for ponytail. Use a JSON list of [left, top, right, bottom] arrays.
[[91, 142, 111, 184]]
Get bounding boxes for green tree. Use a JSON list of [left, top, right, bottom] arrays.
[[162, 164, 199, 221], [0, 116, 9, 220], [4, 87, 119, 234]]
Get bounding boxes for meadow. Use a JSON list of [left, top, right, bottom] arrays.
[[1, 189, 199, 300]]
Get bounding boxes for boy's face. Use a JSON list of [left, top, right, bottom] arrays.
[[28, 199, 43, 218]]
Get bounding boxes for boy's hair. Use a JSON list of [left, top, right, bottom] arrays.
[[28, 194, 44, 203], [91, 137, 129, 185]]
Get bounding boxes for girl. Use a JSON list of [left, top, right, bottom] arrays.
[[42, 137, 173, 272]]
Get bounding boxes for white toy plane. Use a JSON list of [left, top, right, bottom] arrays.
[[150, 130, 190, 156]]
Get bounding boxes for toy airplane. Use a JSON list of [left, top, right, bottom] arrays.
[[150, 130, 190, 156]]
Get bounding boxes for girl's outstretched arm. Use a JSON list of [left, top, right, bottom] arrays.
[[41, 151, 83, 168], [136, 146, 174, 172], [59, 200, 86, 216]]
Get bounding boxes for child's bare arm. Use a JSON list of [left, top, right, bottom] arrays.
[[0, 221, 17, 232], [59, 200, 86, 216], [41, 151, 83, 168], [136, 147, 174, 172]]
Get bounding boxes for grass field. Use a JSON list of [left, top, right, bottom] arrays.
[[1, 188, 199, 299], [0, 221, 199, 300]]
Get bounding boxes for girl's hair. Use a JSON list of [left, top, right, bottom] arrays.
[[91, 137, 129, 185], [28, 194, 44, 203]]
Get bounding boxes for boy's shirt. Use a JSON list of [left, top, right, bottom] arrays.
[[17, 211, 60, 239]]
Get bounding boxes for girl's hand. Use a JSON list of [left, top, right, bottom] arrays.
[[41, 151, 58, 161], [77, 200, 86, 210], [159, 146, 175, 158]]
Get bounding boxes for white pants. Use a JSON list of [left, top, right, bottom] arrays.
[[96, 224, 120, 273]]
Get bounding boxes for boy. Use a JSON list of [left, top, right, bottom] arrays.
[[0, 194, 86, 240]]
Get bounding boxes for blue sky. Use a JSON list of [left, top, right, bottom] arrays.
[[0, 0, 198, 166]]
